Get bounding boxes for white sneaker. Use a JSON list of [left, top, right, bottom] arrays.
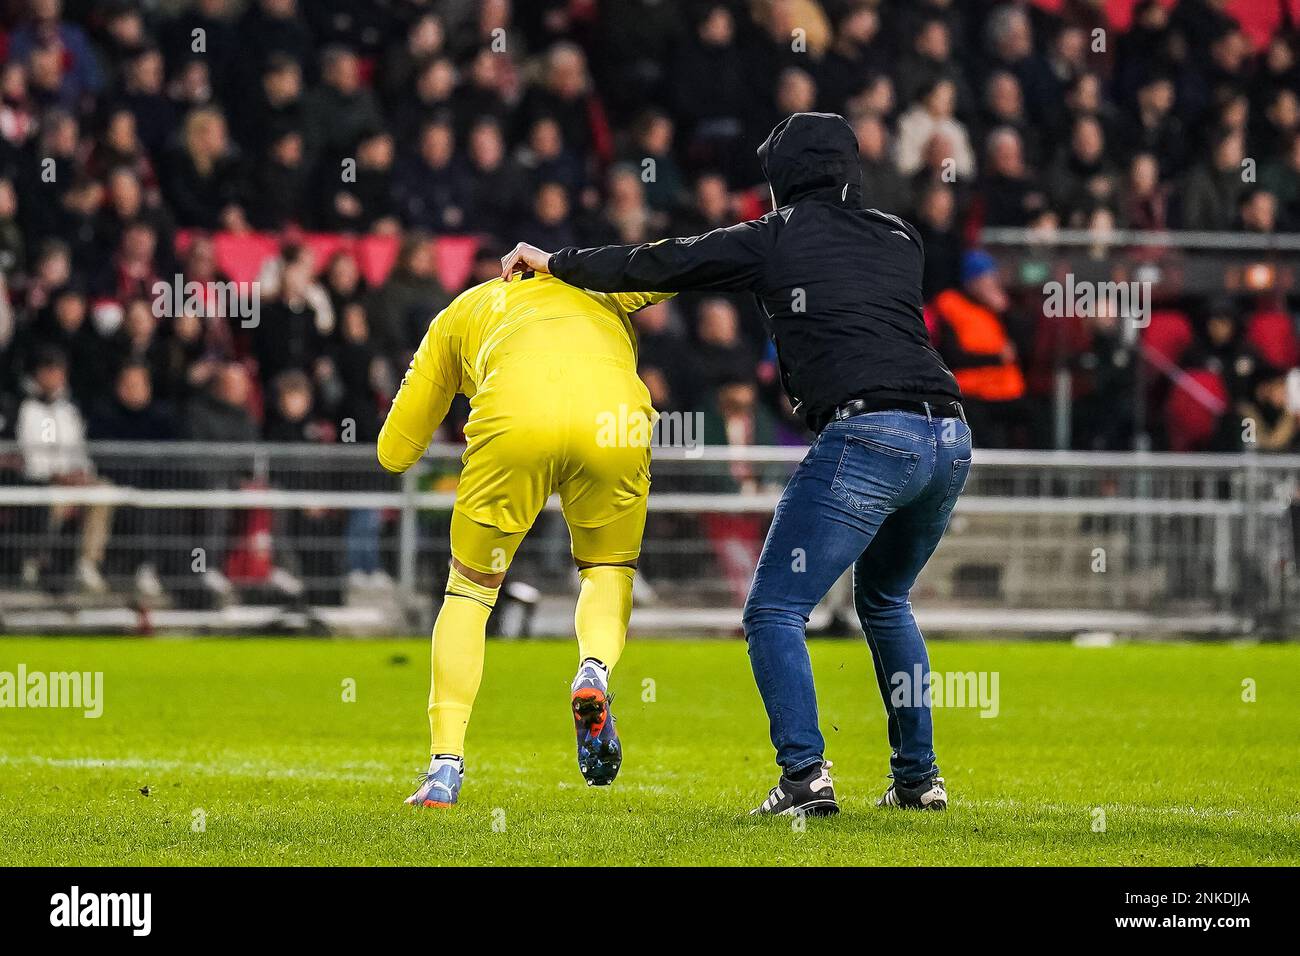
[[20, 558, 40, 587], [135, 563, 164, 598], [76, 558, 107, 594], [201, 568, 233, 596], [346, 569, 371, 592], [632, 570, 658, 605], [268, 566, 304, 597]]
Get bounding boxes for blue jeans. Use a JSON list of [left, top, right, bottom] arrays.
[[345, 508, 382, 574], [742, 409, 972, 783]]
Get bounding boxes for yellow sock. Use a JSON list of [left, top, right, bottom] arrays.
[[428, 566, 499, 757], [574, 565, 634, 672]]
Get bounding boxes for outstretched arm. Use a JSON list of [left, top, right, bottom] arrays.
[[501, 219, 774, 294]]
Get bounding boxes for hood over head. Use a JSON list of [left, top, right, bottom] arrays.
[[757, 112, 862, 207]]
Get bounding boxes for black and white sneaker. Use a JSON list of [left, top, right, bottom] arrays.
[[877, 774, 947, 810], [750, 760, 839, 817]]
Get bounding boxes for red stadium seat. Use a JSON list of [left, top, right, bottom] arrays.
[[355, 233, 401, 286], [1141, 309, 1194, 366], [435, 236, 479, 292], [212, 232, 281, 285], [1246, 308, 1300, 369], [1164, 368, 1229, 452], [302, 233, 349, 273]]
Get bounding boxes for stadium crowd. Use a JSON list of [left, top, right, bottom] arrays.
[[1, 0, 1300, 597]]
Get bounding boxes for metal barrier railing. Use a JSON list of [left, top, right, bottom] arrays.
[[0, 442, 1294, 636]]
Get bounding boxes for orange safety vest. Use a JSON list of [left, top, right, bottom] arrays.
[[932, 290, 1027, 402]]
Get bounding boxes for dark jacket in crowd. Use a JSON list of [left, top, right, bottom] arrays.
[[549, 112, 961, 427]]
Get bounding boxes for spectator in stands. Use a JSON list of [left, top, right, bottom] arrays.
[[1238, 188, 1279, 234], [915, 182, 962, 301], [115, 47, 177, 160], [1121, 153, 1170, 230], [0, 177, 23, 276], [687, 298, 757, 411], [15, 347, 112, 593], [464, 118, 526, 243], [253, 244, 332, 390], [981, 127, 1047, 227], [186, 361, 256, 444], [238, 54, 306, 163], [394, 55, 457, 144], [162, 107, 247, 230], [977, 70, 1041, 169], [331, 302, 393, 593], [264, 369, 343, 604], [1262, 131, 1300, 228], [671, 4, 752, 181], [237, 0, 316, 91], [671, 172, 733, 237], [621, 110, 685, 213], [898, 15, 972, 118], [94, 167, 174, 263], [585, 164, 663, 246], [1228, 364, 1299, 453], [516, 115, 585, 194], [379, 13, 446, 106], [896, 77, 975, 180], [395, 118, 471, 233], [854, 114, 911, 216], [1055, 299, 1138, 452], [518, 180, 576, 250], [1045, 115, 1118, 226], [929, 251, 1028, 448], [366, 232, 450, 365], [8, 0, 104, 106], [1117, 75, 1186, 177], [818, 4, 887, 112], [250, 128, 309, 230], [87, 108, 154, 187], [1181, 127, 1248, 230], [100, 220, 163, 304], [1183, 296, 1262, 403], [982, 5, 1054, 126], [14, 284, 101, 409], [303, 46, 382, 169], [517, 42, 602, 162], [319, 128, 398, 234], [88, 361, 177, 598]]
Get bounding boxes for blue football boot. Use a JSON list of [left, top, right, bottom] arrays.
[[571, 659, 621, 786], [404, 757, 463, 808]]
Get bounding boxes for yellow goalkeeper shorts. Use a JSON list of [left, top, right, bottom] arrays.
[[450, 351, 653, 574]]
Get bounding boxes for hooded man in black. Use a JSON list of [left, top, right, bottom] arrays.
[[502, 112, 970, 816]]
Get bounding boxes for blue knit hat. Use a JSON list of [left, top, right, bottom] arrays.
[[961, 250, 997, 284]]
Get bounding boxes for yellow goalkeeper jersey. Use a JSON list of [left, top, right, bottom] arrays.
[[377, 274, 670, 473]]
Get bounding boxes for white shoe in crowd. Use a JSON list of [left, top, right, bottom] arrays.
[[134, 563, 164, 599], [76, 558, 107, 595], [202, 568, 233, 597], [268, 566, 305, 597]]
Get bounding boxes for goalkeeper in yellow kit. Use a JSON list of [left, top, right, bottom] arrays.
[[378, 270, 669, 808]]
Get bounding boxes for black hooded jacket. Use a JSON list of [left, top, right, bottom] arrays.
[[549, 112, 961, 426]]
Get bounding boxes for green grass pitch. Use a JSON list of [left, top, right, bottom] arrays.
[[1, 637, 1297, 866]]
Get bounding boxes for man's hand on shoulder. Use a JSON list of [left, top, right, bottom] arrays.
[[500, 243, 554, 280]]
